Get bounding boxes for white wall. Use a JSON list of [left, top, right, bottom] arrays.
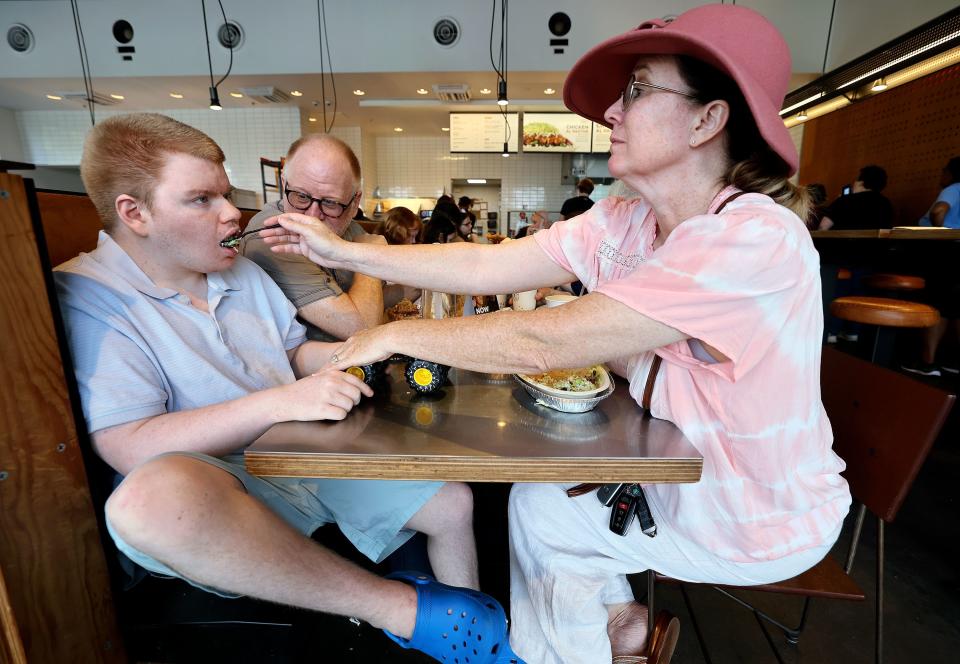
[[14, 107, 300, 202], [0, 108, 25, 161]]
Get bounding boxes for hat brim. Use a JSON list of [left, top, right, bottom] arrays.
[[563, 30, 798, 175]]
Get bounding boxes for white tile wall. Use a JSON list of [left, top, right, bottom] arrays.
[[15, 107, 301, 205], [373, 136, 576, 222]]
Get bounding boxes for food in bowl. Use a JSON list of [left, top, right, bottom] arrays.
[[519, 365, 609, 397]]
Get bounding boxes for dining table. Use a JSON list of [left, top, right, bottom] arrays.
[[245, 364, 703, 484]]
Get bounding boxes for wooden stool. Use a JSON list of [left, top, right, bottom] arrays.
[[829, 296, 939, 364], [862, 273, 925, 292]]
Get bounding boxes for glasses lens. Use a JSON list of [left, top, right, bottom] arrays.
[[287, 189, 313, 210], [622, 75, 639, 111], [320, 199, 345, 217]]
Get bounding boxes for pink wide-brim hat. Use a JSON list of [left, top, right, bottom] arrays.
[[563, 4, 798, 175]]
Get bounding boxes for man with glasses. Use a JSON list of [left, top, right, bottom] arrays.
[[241, 135, 397, 341]]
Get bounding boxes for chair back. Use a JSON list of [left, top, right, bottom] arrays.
[[820, 347, 954, 522], [36, 190, 102, 266]]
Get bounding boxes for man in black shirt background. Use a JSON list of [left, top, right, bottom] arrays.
[[818, 165, 894, 230]]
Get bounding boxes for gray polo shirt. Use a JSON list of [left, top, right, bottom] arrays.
[[239, 203, 367, 342], [54, 231, 306, 435]]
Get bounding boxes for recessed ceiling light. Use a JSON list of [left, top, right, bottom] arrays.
[[109, 93, 125, 100], [290, 90, 303, 97], [394, 127, 403, 132], [229, 91, 244, 98], [479, 88, 491, 94], [416, 88, 429, 95], [441, 127, 450, 132], [308, 117, 317, 122], [353, 89, 365, 96], [46, 94, 62, 101], [169, 92, 184, 99], [543, 87, 556, 95]]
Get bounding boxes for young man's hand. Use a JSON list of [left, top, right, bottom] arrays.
[[274, 366, 373, 422]]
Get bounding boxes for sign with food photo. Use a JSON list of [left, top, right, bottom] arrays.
[[521, 113, 592, 153]]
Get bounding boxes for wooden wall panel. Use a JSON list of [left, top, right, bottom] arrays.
[[0, 174, 125, 663], [799, 63, 960, 225]]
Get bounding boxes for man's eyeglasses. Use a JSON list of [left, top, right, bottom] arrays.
[[621, 74, 696, 112], [283, 184, 358, 218]]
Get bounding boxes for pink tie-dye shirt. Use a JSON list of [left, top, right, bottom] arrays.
[[535, 187, 851, 562]]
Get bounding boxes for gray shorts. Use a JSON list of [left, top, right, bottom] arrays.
[[106, 451, 443, 596]]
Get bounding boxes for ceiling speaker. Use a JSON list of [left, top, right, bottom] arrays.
[[433, 17, 460, 47], [7, 24, 34, 54], [218, 21, 244, 49]]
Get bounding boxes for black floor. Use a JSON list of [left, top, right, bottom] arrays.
[[121, 351, 960, 664]]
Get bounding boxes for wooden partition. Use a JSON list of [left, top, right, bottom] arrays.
[[799, 63, 960, 225], [0, 174, 126, 663]]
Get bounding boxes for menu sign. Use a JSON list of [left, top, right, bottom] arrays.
[[591, 123, 612, 153], [522, 113, 592, 153], [450, 113, 520, 153]]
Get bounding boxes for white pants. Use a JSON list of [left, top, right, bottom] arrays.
[[507, 483, 841, 664]]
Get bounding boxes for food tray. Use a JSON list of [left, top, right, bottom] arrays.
[[516, 366, 610, 398], [513, 374, 615, 413]]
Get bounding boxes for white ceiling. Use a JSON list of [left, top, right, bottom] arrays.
[[0, 0, 956, 136]]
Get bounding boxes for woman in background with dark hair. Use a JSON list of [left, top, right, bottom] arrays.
[[421, 201, 463, 244]]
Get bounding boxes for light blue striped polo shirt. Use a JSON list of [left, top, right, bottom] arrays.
[[54, 231, 307, 435]]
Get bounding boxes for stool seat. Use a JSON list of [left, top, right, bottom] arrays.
[[862, 273, 925, 291], [830, 296, 939, 328]]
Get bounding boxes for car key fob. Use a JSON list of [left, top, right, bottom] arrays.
[[609, 488, 637, 536], [597, 483, 627, 507]]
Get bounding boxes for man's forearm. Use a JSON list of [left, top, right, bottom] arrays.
[[289, 341, 338, 377], [94, 388, 285, 476], [348, 273, 385, 327]]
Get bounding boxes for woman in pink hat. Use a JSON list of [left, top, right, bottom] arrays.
[[263, 5, 851, 663]]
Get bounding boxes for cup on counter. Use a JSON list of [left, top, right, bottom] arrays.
[[544, 293, 578, 308], [513, 289, 537, 311]]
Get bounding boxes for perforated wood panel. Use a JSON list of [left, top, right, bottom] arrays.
[[799, 63, 960, 225]]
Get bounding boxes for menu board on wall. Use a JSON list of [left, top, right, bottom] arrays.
[[521, 113, 592, 153], [449, 113, 520, 153], [591, 123, 612, 153]]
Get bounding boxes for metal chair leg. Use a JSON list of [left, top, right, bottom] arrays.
[[877, 518, 884, 664], [647, 569, 655, 646]]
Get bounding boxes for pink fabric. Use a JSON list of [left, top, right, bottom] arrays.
[[534, 188, 851, 562]]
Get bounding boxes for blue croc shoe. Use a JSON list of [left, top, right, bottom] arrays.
[[383, 571, 525, 664]]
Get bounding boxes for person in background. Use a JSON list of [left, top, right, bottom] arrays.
[[513, 210, 550, 239], [818, 165, 894, 230], [919, 156, 960, 228], [903, 156, 960, 376], [262, 5, 849, 663], [458, 195, 474, 214], [53, 113, 506, 664], [458, 211, 477, 242], [806, 183, 827, 230], [560, 178, 596, 221], [379, 206, 422, 245], [353, 206, 369, 221], [422, 200, 465, 244], [240, 135, 407, 342]]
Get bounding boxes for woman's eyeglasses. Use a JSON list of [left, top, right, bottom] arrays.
[[284, 185, 357, 218], [621, 74, 696, 112]]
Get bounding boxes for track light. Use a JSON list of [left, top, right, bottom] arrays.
[[502, 141, 509, 157], [209, 86, 222, 110], [497, 80, 508, 106]]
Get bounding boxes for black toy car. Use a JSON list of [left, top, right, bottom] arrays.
[[346, 354, 450, 394]]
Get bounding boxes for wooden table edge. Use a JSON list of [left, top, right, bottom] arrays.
[[244, 452, 703, 484]]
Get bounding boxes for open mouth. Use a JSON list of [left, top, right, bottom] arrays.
[[219, 233, 242, 249]]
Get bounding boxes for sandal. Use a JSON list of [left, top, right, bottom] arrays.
[[382, 571, 525, 664], [611, 611, 679, 664]]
